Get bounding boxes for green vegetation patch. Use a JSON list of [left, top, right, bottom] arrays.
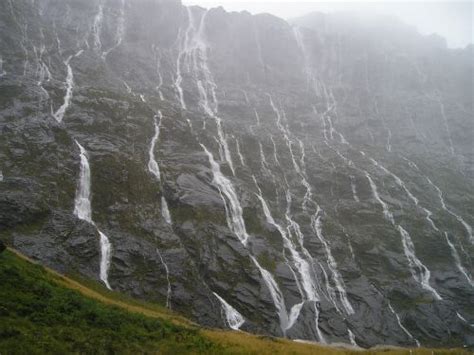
[[0, 250, 220, 354]]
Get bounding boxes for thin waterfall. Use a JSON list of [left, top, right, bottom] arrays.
[[157, 248, 172, 308], [388, 302, 420, 347], [74, 141, 112, 290], [213, 292, 245, 330], [201, 144, 249, 246], [53, 50, 83, 123]]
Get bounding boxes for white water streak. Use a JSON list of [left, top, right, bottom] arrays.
[[213, 292, 245, 330], [157, 248, 172, 308], [0, 56, 6, 77], [250, 256, 289, 335], [99, 231, 112, 290], [92, 5, 103, 52], [427, 177, 473, 244], [74, 141, 92, 223], [256, 190, 318, 309], [370, 158, 438, 231], [102, 0, 125, 60], [366, 171, 441, 300], [74, 141, 112, 290], [235, 138, 246, 167], [312, 216, 354, 314], [366, 172, 395, 224], [350, 175, 359, 202], [53, 50, 83, 123], [388, 302, 420, 347], [201, 145, 249, 246], [437, 96, 455, 155], [348, 329, 358, 347], [148, 111, 162, 182], [445, 233, 473, 287], [398, 225, 442, 300], [161, 196, 172, 225]]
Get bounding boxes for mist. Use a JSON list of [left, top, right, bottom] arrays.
[[182, 0, 473, 48]]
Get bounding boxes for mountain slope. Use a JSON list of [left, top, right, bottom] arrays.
[[0, 0, 473, 349]]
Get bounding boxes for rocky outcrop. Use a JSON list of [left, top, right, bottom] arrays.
[[0, 0, 472, 349]]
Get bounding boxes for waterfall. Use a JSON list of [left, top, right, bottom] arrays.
[[250, 256, 289, 335], [92, 4, 104, 52], [366, 172, 441, 300], [201, 144, 249, 246], [148, 112, 162, 182], [312, 215, 354, 314], [99, 231, 112, 290], [370, 158, 440, 232], [102, 0, 125, 60], [348, 329, 358, 347], [436, 95, 455, 155], [398, 225, 442, 300], [157, 248, 172, 308], [0, 55, 6, 77], [74, 141, 112, 290], [350, 175, 359, 202], [74, 141, 92, 223], [213, 292, 245, 330], [427, 177, 473, 244], [366, 172, 395, 224], [255, 188, 317, 329], [388, 302, 420, 347], [445, 233, 473, 287], [53, 50, 83, 123], [161, 197, 172, 225], [235, 138, 246, 167]]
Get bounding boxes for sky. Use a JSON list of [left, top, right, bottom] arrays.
[[181, 0, 473, 48]]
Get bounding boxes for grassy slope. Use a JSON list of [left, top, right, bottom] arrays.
[[0, 249, 467, 354]]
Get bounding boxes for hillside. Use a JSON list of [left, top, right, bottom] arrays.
[[0, 0, 473, 349], [0, 248, 468, 354]]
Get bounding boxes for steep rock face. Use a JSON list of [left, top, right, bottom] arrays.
[[0, 0, 473, 348]]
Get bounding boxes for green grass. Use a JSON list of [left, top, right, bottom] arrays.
[[0, 249, 219, 354]]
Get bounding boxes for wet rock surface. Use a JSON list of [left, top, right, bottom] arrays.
[[0, 0, 473, 349]]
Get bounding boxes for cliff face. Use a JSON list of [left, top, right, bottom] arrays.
[[0, 0, 472, 348]]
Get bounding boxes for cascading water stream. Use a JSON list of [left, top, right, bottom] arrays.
[[369, 158, 438, 231], [157, 248, 172, 308], [53, 50, 83, 123], [202, 144, 298, 335], [365, 171, 441, 300], [99, 231, 112, 290], [426, 177, 473, 244], [91, 4, 104, 52], [267, 90, 354, 317], [250, 256, 289, 335], [161, 197, 172, 225], [312, 215, 354, 314], [201, 144, 249, 246], [388, 302, 420, 347], [444, 233, 473, 287], [255, 185, 317, 331], [147, 110, 173, 226], [101, 0, 125, 60], [350, 175, 359, 202], [73, 141, 112, 290], [213, 292, 245, 330], [148, 112, 162, 182], [0, 55, 6, 77], [178, 7, 235, 174]]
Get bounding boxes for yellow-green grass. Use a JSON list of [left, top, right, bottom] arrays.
[[1, 248, 468, 354]]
